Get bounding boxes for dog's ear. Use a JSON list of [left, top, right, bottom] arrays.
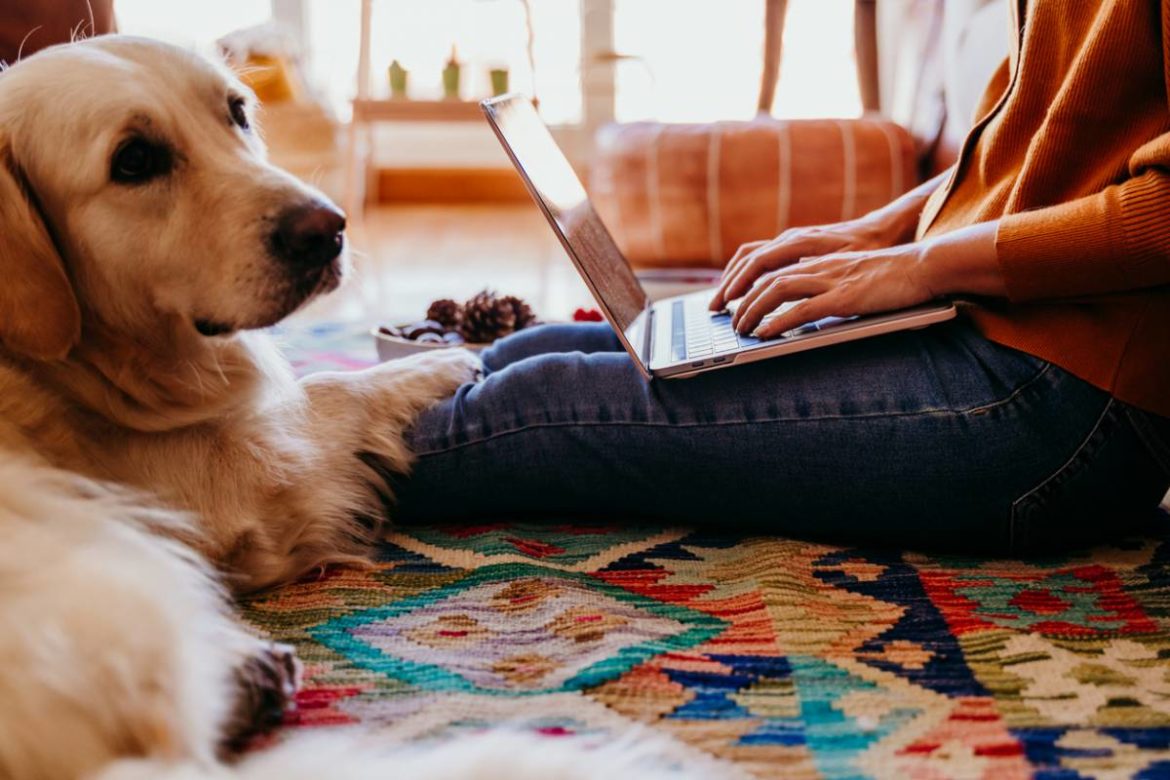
[[0, 135, 80, 361]]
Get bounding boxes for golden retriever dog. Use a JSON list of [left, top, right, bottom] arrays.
[[0, 36, 711, 780]]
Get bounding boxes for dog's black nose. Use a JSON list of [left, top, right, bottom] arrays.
[[270, 201, 346, 269]]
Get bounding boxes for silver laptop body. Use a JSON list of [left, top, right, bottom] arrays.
[[481, 95, 956, 380]]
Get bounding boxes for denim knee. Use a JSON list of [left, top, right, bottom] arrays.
[[482, 323, 619, 373]]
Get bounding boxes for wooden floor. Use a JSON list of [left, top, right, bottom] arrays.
[[291, 205, 595, 328]]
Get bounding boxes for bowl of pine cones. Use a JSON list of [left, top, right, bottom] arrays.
[[374, 290, 539, 362]]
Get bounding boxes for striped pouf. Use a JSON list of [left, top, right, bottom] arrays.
[[589, 117, 918, 269]]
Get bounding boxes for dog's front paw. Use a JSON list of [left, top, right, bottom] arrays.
[[219, 642, 302, 755], [418, 347, 484, 395]]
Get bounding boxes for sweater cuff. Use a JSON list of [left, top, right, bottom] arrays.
[[995, 171, 1170, 302]]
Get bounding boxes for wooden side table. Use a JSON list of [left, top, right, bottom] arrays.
[[342, 0, 490, 217]]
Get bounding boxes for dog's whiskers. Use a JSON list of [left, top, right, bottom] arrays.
[[184, 359, 209, 397], [208, 351, 230, 387]]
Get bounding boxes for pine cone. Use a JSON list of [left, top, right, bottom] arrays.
[[459, 290, 515, 343], [499, 295, 537, 330], [426, 298, 463, 329]]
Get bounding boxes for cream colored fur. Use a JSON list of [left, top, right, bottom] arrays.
[[0, 36, 708, 780], [96, 731, 724, 780]]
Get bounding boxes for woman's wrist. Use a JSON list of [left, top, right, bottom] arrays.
[[861, 205, 923, 246], [858, 168, 953, 247], [915, 220, 1006, 298]]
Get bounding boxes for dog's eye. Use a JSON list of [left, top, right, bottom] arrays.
[[111, 138, 170, 185], [229, 97, 250, 131]]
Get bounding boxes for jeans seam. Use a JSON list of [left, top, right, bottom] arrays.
[[1008, 397, 1115, 553], [416, 363, 1056, 458], [957, 361, 1054, 416]]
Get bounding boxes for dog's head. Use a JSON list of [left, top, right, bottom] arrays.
[[0, 36, 347, 361]]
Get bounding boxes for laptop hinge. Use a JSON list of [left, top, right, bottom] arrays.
[[642, 304, 655, 367]]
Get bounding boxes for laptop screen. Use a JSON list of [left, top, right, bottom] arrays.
[[482, 96, 648, 333]]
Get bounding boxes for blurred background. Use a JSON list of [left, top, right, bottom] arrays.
[[3, 0, 1006, 343], [117, 1, 862, 140], [117, 0, 869, 328]]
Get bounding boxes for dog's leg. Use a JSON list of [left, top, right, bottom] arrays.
[[207, 348, 479, 590], [209, 348, 483, 593], [0, 462, 296, 779], [219, 642, 301, 755], [300, 347, 483, 474], [303, 347, 482, 421]]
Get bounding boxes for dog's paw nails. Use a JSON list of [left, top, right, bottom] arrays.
[[219, 642, 302, 755], [469, 355, 487, 383], [433, 348, 484, 388]]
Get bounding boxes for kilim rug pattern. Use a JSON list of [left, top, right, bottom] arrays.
[[241, 324, 1170, 779]]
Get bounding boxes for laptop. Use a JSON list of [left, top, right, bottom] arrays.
[[481, 94, 956, 380]]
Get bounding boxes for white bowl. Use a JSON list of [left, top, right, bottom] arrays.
[[372, 327, 489, 362]]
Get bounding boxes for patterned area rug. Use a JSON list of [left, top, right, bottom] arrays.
[[242, 324, 1170, 779]]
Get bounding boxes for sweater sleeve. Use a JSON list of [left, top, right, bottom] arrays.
[[995, 133, 1170, 302], [994, 0, 1170, 303]]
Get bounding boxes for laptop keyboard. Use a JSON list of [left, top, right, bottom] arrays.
[[671, 299, 761, 362], [671, 297, 818, 363]]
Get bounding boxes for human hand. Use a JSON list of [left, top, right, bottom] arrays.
[[708, 217, 902, 311], [730, 221, 1005, 338]]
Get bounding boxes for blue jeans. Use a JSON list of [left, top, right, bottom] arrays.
[[396, 319, 1170, 554]]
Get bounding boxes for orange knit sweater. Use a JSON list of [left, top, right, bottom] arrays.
[[920, 0, 1170, 417]]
